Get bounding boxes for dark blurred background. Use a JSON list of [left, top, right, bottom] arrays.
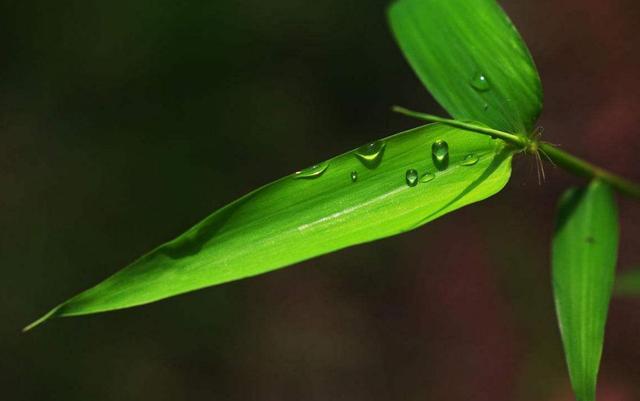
[[2, 0, 639, 400]]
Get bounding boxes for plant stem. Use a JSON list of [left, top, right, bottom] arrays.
[[392, 106, 528, 147], [392, 105, 640, 200], [538, 143, 640, 198]]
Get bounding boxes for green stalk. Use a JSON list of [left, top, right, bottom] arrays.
[[392, 106, 528, 147], [393, 106, 640, 200], [539, 143, 640, 199]]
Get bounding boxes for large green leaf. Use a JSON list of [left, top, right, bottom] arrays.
[[552, 181, 619, 401], [615, 268, 640, 296], [388, 0, 543, 134], [26, 124, 512, 330]]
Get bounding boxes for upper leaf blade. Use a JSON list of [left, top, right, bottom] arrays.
[[26, 124, 512, 330], [552, 181, 619, 401], [388, 0, 543, 134]]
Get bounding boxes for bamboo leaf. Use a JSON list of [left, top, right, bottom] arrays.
[[552, 181, 619, 401], [615, 268, 640, 296], [388, 0, 543, 134], [25, 124, 513, 330]]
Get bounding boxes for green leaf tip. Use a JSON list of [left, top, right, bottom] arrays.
[[552, 180, 619, 401], [22, 306, 62, 333]]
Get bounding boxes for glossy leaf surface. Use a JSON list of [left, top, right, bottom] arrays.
[[388, 0, 543, 134], [27, 124, 513, 330], [552, 181, 619, 401]]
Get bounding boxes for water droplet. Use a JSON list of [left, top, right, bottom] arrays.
[[405, 169, 418, 187], [431, 139, 449, 170], [350, 171, 358, 182], [461, 153, 479, 166], [483, 103, 489, 111], [355, 140, 386, 169], [294, 161, 329, 179], [420, 171, 435, 183], [470, 72, 490, 92]]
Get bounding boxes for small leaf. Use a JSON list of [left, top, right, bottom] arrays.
[[615, 268, 640, 297], [552, 181, 619, 401], [388, 0, 543, 134], [26, 124, 513, 330]]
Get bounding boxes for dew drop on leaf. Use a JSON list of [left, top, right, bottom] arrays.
[[431, 139, 449, 170], [350, 171, 358, 182], [461, 154, 479, 166], [355, 140, 386, 169], [470, 72, 490, 92], [405, 169, 419, 187], [420, 171, 435, 183], [294, 162, 329, 179]]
